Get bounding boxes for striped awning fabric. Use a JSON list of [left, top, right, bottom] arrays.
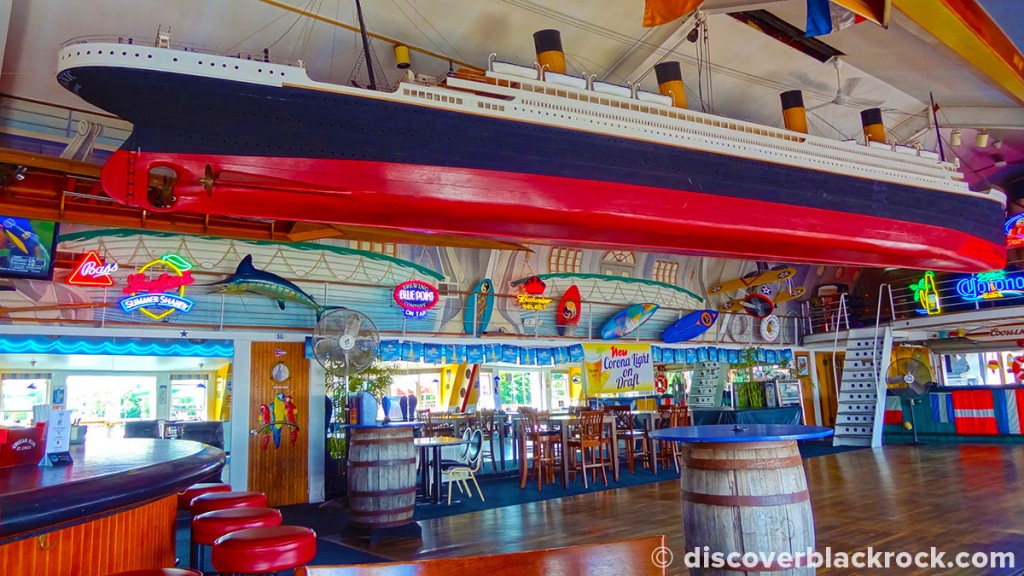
[[1, 372, 53, 380], [170, 373, 210, 381]]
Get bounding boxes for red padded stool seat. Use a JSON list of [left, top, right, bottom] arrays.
[[190, 507, 283, 569], [108, 565, 203, 569], [178, 482, 231, 510], [190, 490, 267, 517], [211, 526, 317, 574]]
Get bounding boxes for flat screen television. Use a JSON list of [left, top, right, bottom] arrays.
[[0, 216, 59, 280]]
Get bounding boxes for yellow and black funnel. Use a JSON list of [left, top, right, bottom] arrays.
[[861, 108, 886, 144], [780, 90, 808, 134], [533, 29, 566, 75], [654, 61, 687, 109], [394, 45, 410, 69]]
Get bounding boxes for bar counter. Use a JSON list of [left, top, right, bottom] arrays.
[[0, 438, 224, 574]]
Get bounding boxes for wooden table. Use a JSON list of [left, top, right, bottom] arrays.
[[650, 424, 832, 575], [517, 414, 620, 488]]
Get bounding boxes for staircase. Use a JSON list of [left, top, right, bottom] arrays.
[[833, 326, 892, 447]]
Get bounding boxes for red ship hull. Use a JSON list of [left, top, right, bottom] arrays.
[[101, 151, 1005, 272]]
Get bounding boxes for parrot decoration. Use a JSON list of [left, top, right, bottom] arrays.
[[272, 393, 287, 448], [257, 404, 271, 451], [284, 394, 299, 446]]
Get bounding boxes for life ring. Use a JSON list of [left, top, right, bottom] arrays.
[[1012, 356, 1024, 383], [760, 314, 781, 343], [654, 373, 668, 394], [729, 314, 751, 341]]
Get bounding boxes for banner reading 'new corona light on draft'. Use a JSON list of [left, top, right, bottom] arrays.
[[581, 343, 654, 394]]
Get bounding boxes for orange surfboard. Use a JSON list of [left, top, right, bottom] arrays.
[[556, 284, 582, 336]]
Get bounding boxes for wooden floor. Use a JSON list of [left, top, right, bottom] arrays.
[[344, 445, 1024, 575]]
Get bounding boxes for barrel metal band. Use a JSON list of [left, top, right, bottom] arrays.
[[348, 486, 418, 498], [349, 503, 416, 515], [682, 490, 809, 506], [685, 455, 804, 470], [351, 436, 413, 445], [348, 457, 417, 467]]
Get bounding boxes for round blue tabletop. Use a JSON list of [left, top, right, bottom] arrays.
[[650, 424, 834, 443]]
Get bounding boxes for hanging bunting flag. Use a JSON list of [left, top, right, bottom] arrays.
[[642, 0, 705, 27], [806, 0, 864, 37], [883, 396, 903, 425], [952, 390, 999, 435]]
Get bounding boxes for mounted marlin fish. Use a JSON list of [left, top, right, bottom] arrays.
[[208, 255, 328, 317]]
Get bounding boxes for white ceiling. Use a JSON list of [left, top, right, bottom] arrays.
[[0, 353, 231, 372]]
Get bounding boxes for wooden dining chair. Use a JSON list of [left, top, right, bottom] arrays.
[[655, 405, 688, 473], [296, 535, 668, 575], [517, 407, 558, 490], [566, 409, 610, 488], [604, 405, 649, 473]]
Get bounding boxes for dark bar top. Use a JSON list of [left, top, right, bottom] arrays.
[[0, 438, 224, 542]]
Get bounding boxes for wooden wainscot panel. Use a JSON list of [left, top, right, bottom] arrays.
[[0, 495, 176, 575]]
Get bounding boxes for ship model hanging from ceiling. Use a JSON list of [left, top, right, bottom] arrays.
[[55, 26, 1006, 272]]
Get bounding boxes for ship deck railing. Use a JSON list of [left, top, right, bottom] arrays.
[[60, 35, 305, 69], [442, 54, 980, 193]]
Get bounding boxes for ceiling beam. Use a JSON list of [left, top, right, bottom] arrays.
[[933, 106, 1024, 130], [700, 0, 789, 14]]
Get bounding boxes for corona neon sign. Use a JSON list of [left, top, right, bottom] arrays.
[[120, 253, 195, 320], [909, 271, 941, 315], [955, 270, 1024, 302]]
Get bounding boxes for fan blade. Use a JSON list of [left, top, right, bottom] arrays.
[[885, 375, 908, 385]]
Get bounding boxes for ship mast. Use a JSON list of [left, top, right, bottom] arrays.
[[355, 0, 376, 91]]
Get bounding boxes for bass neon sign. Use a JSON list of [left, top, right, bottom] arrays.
[[908, 271, 941, 315], [66, 251, 119, 287], [955, 270, 1024, 302], [393, 280, 438, 318], [120, 253, 195, 320]]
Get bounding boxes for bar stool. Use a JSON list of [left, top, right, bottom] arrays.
[[190, 507, 283, 570], [177, 482, 231, 511], [211, 526, 317, 575], [190, 491, 267, 517], [107, 565, 202, 569]]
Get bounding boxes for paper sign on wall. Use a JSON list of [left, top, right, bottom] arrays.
[[581, 343, 654, 394]]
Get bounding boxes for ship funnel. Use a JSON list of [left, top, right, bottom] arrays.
[[533, 29, 566, 74], [861, 108, 886, 144], [780, 90, 808, 134], [394, 45, 411, 69], [654, 62, 687, 109]]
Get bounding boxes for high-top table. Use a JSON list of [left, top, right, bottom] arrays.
[[650, 424, 833, 575]]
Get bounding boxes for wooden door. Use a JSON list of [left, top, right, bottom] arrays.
[[248, 341, 309, 507], [814, 351, 843, 428]]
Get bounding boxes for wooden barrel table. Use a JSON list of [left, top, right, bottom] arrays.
[[651, 424, 833, 576], [347, 426, 417, 531]]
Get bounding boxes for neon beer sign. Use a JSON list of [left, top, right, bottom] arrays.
[[120, 253, 195, 320], [66, 251, 119, 287], [955, 270, 1024, 302], [393, 280, 439, 318]]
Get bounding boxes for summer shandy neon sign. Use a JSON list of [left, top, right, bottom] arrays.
[[955, 270, 1024, 302], [120, 253, 195, 320]]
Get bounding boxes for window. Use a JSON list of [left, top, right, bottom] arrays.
[[601, 250, 635, 277], [66, 375, 156, 421], [170, 374, 209, 421], [652, 260, 679, 285], [548, 247, 582, 274], [1, 375, 47, 424], [496, 370, 535, 409], [355, 241, 397, 257]]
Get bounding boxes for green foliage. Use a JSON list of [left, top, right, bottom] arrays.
[[324, 361, 397, 460]]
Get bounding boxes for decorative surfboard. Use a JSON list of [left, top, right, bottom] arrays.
[[556, 284, 582, 336], [707, 265, 796, 295], [662, 309, 719, 343], [600, 303, 659, 340], [463, 278, 495, 335]]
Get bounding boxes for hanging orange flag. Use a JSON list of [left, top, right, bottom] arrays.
[[643, 0, 705, 27], [830, 0, 890, 27]]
